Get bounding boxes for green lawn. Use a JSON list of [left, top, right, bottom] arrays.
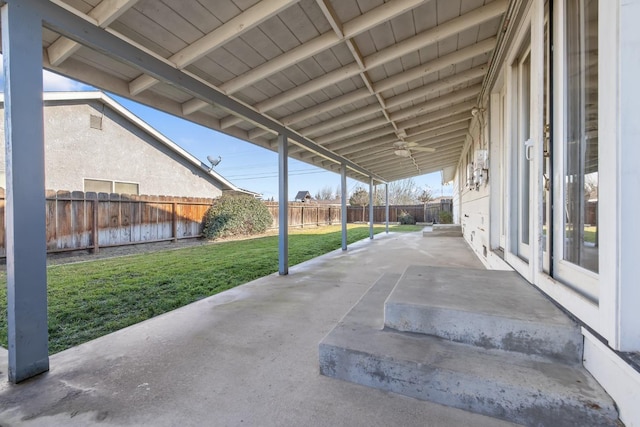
[[584, 226, 597, 244], [0, 224, 421, 354]]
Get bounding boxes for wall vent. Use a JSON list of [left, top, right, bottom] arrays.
[[90, 114, 103, 130]]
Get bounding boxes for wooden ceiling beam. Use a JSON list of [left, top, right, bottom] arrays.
[[128, 0, 298, 96], [48, 0, 139, 66], [216, 0, 505, 126]]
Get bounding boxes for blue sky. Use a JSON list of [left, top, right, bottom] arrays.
[[3, 65, 454, 200]]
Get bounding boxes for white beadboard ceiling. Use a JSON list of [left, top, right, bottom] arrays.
[[15, 0, 510, 183]]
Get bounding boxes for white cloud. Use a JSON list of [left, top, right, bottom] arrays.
[[0, 53, 93, 92], [42, 70, 90, 91]]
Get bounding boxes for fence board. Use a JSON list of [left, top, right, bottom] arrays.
[[58, 191, 73, 249], [120, 198, 132, 244], [108, 194, 120, 245], [71, 191, 86, 248], [140, 195, 152, 241], [97, 193, 111, 246], [45, 192, 57, 251]]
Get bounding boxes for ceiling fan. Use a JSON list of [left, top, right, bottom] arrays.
[[392, 141, 436, 157]]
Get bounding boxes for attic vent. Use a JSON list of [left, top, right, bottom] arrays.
[[90, 114, 103, 130]]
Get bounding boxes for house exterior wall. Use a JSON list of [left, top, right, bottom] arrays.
[[0, 100, 224, 198], [457, 113, 510, 271], [451, 1, 640, 424]]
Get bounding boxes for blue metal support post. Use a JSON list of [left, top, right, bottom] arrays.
[[2, 0, 50, 383], [385, 183, 389, 233], [278, 134, 289, 275], [341, 163, 347, 251], [369, 177, 374, 239]]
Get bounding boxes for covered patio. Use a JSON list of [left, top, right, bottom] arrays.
[[2, 0, 639, 424], [0, 232, 520, 426], [1, 0, 510, 384]]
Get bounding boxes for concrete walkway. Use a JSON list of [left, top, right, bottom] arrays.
[[0, 231, 519, 426]]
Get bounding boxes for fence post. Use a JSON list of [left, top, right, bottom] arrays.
[[172, 202, 178, 242], [92, 198, 99, 253]]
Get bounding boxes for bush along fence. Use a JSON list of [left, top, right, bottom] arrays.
[[0, 188, 453, 256]]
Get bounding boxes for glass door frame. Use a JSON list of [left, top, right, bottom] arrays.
[[550, 0, 599, 302], [503, 3, 542, 283]]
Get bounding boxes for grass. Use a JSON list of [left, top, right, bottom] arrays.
[[0, 224, 422, 354], [583, 226, 597, 244]]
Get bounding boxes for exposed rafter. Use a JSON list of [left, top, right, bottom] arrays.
[[47, 0, 139, 66], [179, 0, 427, 123], [361, 150, 462, 171], [405, 113, 472, 139], [28, 0, 509, 186], [396, 101, 476, 130], [292, 100, 474, 161], [390, 84, 482, 122], [128, 0, 298, 96], [349, 132, 464, 164], [305, 85, 479, 147], [212, 0, 505, 127], [296, 126, 398, 157], [251, 36, 496, 139], [315, 117, 390, 145], [338, 131, 468, 161]]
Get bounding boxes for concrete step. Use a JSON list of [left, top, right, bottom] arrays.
[[384, 266, 583, 365], [424, 224, 462, 237], [319, 273, 619, 427]]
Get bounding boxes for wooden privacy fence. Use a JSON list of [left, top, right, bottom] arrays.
[[264, 202, 342, 229], [0, 190, 453, 256], [346, 200, 453, 223], [0, 189, 213, 256]]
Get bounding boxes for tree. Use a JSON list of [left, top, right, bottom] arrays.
[[388, 178, 419, 205], [349, 187, 369, 222], [314, 185, 335, 201], [418, 186, 434, 205], [418, 186, 434, 223], [371, 185, 384, 206]]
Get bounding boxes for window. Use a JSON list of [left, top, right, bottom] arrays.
[[563, 0, 598, 273], [114, 182, 139, 195], [84, 179, 112, 193], [84, 179, 139, 195]]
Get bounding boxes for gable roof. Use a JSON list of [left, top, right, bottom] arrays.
[[0, 91, 260, 198], [294, 191, 312, 201]]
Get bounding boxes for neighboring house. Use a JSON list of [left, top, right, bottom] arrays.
[[294, 191, 312, 203], [0, 92, 257, 198]]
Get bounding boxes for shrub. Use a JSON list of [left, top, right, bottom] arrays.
[[202, 194, 273, 239], [438, 211, 453, 224], [398, 210, 416, 225]]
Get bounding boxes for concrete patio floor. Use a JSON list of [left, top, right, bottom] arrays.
[[0, 231, 520, 426]]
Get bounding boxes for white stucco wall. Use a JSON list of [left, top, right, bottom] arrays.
[[0, 100, 225, 198], [455, 112, 511, 271], [458, 117, 491, 261]]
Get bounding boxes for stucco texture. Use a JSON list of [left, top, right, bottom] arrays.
[[0, 100, 224, 198]]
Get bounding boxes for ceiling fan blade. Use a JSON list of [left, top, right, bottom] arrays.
[[411, 146, 436, 153]]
